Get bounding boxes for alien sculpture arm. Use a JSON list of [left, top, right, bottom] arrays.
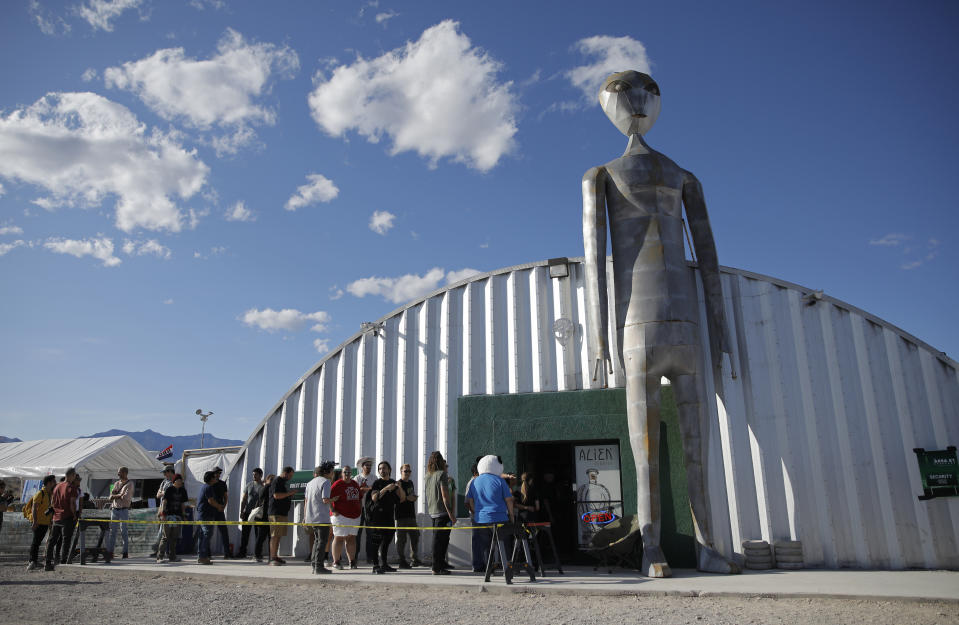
[[583, 165, 613, 385], [682, 170, 731, 369]]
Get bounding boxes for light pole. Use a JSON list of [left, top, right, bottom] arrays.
[[196, 409, 213, 449]]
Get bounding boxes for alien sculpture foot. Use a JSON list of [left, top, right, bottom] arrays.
[[696, 543, 741, 574], [641, 545, 673, 578]]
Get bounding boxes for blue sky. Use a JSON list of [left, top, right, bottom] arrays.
[[2, 0, 957, 444]]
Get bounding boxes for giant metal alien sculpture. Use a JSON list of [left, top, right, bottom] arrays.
[[582, 70, 740, 577]]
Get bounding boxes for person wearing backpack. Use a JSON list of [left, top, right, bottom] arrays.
[[26, 475, 56, 571], [236, 467, 264, 559]]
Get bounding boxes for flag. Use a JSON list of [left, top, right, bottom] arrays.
[[156, 444, 174, 461]]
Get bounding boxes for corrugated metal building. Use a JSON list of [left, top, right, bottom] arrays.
[[226, 258, 959, 569]]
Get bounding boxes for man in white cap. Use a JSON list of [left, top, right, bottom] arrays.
[[355, 456, 375, 563]]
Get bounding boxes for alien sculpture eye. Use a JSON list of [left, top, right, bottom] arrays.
[[644, 82, 660, 96], [606, 80, 630, 93]]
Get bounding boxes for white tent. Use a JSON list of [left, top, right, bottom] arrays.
[[175, 446, 241, 499], [0, 436, 166, 494]]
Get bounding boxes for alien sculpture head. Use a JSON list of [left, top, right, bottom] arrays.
[[599, 70, 661, 136]]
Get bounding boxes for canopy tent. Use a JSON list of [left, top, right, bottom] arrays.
[[175, 446, 241, 499], [0, 436, 166, 493]]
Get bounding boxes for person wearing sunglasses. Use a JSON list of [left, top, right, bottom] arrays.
[[394, 464, 422, 568]]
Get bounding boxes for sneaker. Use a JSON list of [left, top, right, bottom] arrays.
[[44, 563, 55, 572], [334, 562, 344, 570], [314, 566, 332, 574], [432, 569, 451, 575], [156, 558, 164, 564], [372, 566, 383, 574], [197, 557, 212, 565], [349, 561, 358, 570], [269, 558, 285, 566], [255, 557, 264, 563], [412, 559, 424, 567], [26, 561, 39, 571], [169, 557, 180, 562], [122, 553, 128, 559], [398, 560, 412, 569], [380, 564, 397, 573]]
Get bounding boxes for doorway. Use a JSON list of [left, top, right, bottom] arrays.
[[516, 440, 624, 562]]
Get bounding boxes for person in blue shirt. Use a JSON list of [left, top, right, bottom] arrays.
[[195, 471, 223, 565], [465, 455, 515, 575]]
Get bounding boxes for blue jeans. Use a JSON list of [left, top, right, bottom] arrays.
[[106, 508, 129, 555], [471, 518, 488, 571], [198, 523, 214, 559]]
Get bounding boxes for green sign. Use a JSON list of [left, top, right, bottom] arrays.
[[913, 447, 959, 500], [287, 470, 314, 502]]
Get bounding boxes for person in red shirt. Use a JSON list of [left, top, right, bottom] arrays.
[[45, 467, 79, 571], [329, 464, 363, 569]]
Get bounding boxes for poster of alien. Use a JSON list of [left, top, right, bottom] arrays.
[[574, 443, 624, 547]]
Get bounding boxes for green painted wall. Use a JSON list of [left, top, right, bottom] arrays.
[[457, 388, 696, 567]]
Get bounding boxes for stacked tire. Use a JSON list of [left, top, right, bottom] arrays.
[[742, 540, 773, 570], [774, 540, 804, 569]]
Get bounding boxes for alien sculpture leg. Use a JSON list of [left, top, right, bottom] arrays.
[[673, 373, 740, 574], [623, 325, 671, 578]]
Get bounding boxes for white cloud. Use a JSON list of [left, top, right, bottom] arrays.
[[105, 28, 299, 151], [0, 225, 23, 236], [285, 174, 339, 211], [0, 92, 209, 232], [122, 238, 171, 259], [44, 235, 121, 267], [76, 0, 145, 32], [240, 308, 331, 333], [368, 209, 395, 235], [209, 125, 259, 156], [375, 10, 398, 25], [346, 267, 479, 304], [445, 267, 481, 284], [81, 68, 98, 82], [567, 35, 652, 102], [0, 182, 4, 197], [309, 20, 518, 172], [189, 0, 225, 9], [329, 286, 344, 300], [869, 233, 909, 246], [30, 0, 71, 36], [313, 338, 331, 353], [163, 298, 174, 305], [0, 240, 26, 256], [225, 200, 255, 222]]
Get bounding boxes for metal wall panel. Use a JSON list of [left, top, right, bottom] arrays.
[[227, 259, 959, 569]]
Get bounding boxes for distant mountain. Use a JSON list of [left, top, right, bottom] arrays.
[[0, 436, 22, 443], [84, 429, 243, 453]]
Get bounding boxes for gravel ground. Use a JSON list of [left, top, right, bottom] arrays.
[[1, 563, 956, 625]]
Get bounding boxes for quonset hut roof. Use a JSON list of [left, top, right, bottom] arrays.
[[226, 257, 959, 570]]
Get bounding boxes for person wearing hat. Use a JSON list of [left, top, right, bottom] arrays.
[[150, 466, 176, 558], [355, 456, 375, 563], [195, 470, 222, 564], [157, 474, 188, 563], [211, 467, 233, 558]]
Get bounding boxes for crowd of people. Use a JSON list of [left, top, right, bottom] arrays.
[[17, 450, 547, 576]]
